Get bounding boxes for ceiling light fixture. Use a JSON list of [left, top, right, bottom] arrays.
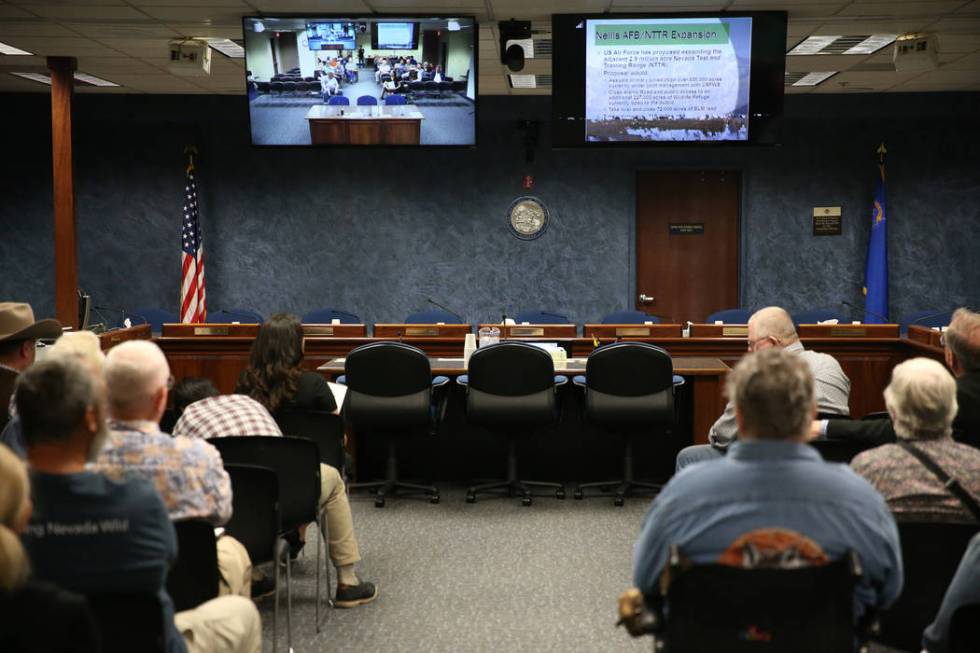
[[207, 38, 245, 58], [0, 41, 33, 56], [10, 72, 51, 85]]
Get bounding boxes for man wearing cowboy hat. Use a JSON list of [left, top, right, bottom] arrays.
[[0, 302, 62, 431]]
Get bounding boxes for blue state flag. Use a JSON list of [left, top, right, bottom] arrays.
[[864, 161, 888, 323]]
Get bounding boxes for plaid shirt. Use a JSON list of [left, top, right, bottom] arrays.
[[94, 419, 233, 525], [172, 394, 282, 440]]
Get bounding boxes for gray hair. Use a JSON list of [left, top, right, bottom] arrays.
[[749, 306, 799, 343], [884, 358, 958, 441], [104, 340, 170, 416], [727, 348, 815, 440], [16, 357, 98, 446], [946, 308, 980, 373]]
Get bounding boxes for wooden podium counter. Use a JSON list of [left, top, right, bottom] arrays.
[[306, 104, 424, 145], [98, 324, 151, 351], [479, 323, 577, 338], [161, 323, 367, 337], [374, 324, 471, 338], [583, 324, 683, 338]]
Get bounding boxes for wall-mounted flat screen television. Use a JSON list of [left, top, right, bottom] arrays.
[[552, 12, 787, 146], [243, 15, 476, 147]]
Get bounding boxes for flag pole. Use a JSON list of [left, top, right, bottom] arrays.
[[184, 144, 197, 173]]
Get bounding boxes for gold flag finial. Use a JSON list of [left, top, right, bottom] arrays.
[[184, 144, 198, 172], [877, 143, 887, 163]]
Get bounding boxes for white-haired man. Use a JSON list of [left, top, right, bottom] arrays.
[[851, 357, 980, 523], [634, 348, 902, 624], [19, 356, 261, 653], [675, 306, 851, 470], [93, 341, 251, 598]]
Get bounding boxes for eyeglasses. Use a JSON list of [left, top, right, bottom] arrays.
[[166, 375, 175, 390], [746, 336, 772, 352]]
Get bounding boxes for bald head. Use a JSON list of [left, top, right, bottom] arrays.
[[884, 358, 958, 441], [945, 308, 980, 375], [104, 340, 170, 421], [746, 307, 799, 352]]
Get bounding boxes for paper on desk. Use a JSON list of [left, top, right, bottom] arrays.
[[328, 381, 347, 416]]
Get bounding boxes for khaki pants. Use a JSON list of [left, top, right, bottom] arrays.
[[216, 535, 252, 598], [175, 595, 261, 653], [320, 463, 360, 567]]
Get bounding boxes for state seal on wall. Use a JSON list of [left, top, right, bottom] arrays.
[[508, 196, 549, 241]]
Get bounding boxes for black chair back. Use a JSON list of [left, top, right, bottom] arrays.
[[466, 342, 556, 426], [584, 343, 674, 426], [86, 593, 166, 653], [223, 464, 281, 566], [660, 552, 859, 652], [950, 603, 980, 653], [808, 438, 869, 463], [275, 409, 346, 471], [209, 437, 319, 533], [166, 519, 219, 612], [876, 521, 979, 650], [344, 342, 433, 429]]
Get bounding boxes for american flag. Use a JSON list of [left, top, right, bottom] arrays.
[[180, 162, 206, 323]]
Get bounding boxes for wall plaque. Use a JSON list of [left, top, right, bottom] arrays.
[[304, 326, 335, 335], [813, 207, 842, 236], [405, 327, 440, 336], [511, 327, 545, 337], [722, 326, 749, 337], [669, 223, 704, 235], [615, 327, 650, 337], [508, 196, 549, 240], [193, 326, 229, 336]]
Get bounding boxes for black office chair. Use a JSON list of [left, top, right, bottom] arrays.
[[573, 343, 679, 505], [207, 308, 264, 323], [874, 521, 979, 651], [166, 519, 219, 612], [601, 310, 652, 324], [211, 438, 329, 636], [345, 342, 445, 507], [275, 409, 346, 473], [223, 463, 292, 653], [647, 546, 867, 653], [459, 342, 565, 506], [950, 603, 980, 653], [85, 593, 166, 653], [404, 308, 464, 324]]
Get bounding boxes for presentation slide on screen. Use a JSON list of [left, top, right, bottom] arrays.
[[376, 23, 415, 49], [585, 17, 752, 142]]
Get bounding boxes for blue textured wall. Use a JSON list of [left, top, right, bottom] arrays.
[[1, 92, 978, 325]]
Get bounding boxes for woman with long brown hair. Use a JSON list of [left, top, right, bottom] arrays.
[[236, 313, 336, 414]]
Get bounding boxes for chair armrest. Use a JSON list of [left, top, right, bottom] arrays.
[[672, 375, 685, 387], [456, 374, 469, 387], [431, 375, 450, 388], [572, 375, 587, 388], [554, 375, 569, 387], [335, 375, 347, 385]]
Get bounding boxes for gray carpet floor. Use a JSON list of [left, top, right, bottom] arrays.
[[254, 487, 914, 653], [256, 485, 653, 652]]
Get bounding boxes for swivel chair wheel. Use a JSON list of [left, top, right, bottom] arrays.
[[430, 495, 440, 505], [556, 489, 566, 500], [573, 489, 584, 500], [465, 493, 476, 504], [374, 497, 386, 508], [521, 496, 532, 507], [614, 495, 625, 507]]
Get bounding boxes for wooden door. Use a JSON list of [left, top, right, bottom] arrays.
[[635, 170, 740, 323]]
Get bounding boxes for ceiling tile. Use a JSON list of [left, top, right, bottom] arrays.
[[244, 0, 370, 11], [64, 22, 181, 39], [19, 4, 147, 20], [0, 20, 77, 36], [0, 35, 124, 56], [0, 4, 34, 18], [136, 7, 244, 24], [837, 2, 964, 17]]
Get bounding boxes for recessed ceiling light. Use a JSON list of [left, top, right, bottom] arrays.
[[74, 72, 119, 87], [0, 41, 33, 56], [790, 71, 838, 87], [447, 20, 461, 32], [508, 74, 536, 89], [207, 38, 245, 58], [10, 72, 51, 85], [844, 35, 896, 55]]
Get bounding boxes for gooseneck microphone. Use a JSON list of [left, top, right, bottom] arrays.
[[840, 300, 889, 324], [425, 297, 466, 323], [94, 305, 151, 330], [908, 310, 953, 327]]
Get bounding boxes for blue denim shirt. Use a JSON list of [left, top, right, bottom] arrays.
[[634, 440, 903, 619]]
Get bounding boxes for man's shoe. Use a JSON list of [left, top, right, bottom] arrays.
[[251, 575, 276, 600], [334, 581, 378, 608]]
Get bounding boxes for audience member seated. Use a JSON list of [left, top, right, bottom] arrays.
[[922, 533, 980, 653], [381, 76, 400, 99], [320, 72, 339, 100], [2, 331, 101, 459], [375, 59, 391, 83], [92, 341, 252, 599], [851, 358, 980, 523], [675, 306, 851, 470], [634, 348, 902, 624], [432, 65, 444, 83], [235, 314, 377, 608], [814, 307, 980, 450], [0, 302, 61, 432], [18, 356, 261, 653], [0, 443, 100, 653]]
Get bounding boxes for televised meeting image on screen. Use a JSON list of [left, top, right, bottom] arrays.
[[243, 16, 476, 146]]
